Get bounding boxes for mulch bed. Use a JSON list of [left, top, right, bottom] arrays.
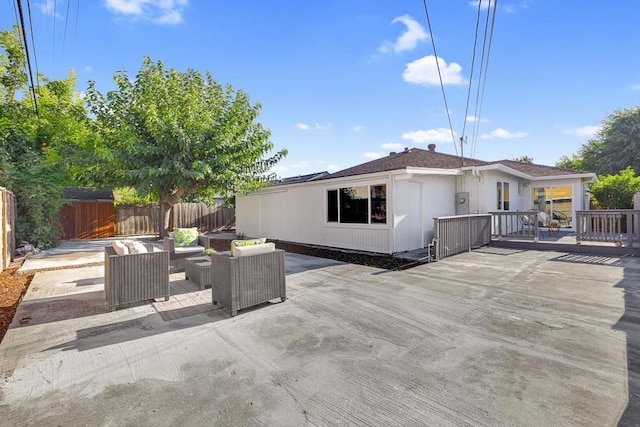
[[0, 262, 34, 343]]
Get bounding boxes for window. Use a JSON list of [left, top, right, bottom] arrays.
[[370, 185, 387, 223], [497, 182, 510, 210], [533, 186, 573, 227], [327, 190, 338, 222], [326, 184, 387, 224]]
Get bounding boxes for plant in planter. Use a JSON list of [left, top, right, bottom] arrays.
[[201, 248, 216, 256], [548, 220, 559, 229]]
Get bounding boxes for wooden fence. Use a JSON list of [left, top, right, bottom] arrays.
[[1, 187, 17, 271], [115, 202, 235, 236], [62, 201, 116, 240]]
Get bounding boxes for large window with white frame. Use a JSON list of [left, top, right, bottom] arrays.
[[327, 184, 387, 224]]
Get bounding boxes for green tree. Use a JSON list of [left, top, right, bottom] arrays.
[[560, 106, 640, 175], [589, 167, 640, 209], [513, 155, 533, 164], [0, 26, 96, 248], [83, 57, 287, 236]]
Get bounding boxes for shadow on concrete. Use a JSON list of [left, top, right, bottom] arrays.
[[550, 253, 640, 425], [44, 305, 227, 353]]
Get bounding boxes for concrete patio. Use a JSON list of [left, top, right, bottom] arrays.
[[0, 245, 639, 426]]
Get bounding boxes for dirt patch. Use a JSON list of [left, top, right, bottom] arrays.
[[0, 261, 34, 343]]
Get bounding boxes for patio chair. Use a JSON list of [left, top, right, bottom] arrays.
[[104, 242, 170, 310], [210, 240, 286, 316], [163, 228, 211, 272]]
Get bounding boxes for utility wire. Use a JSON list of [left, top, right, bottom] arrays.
[[461, 0, 483, 141], [471, 0, 498, 158], [15, 0, 38, 114], [470, 0, 493, 157], [52, 0, 56, 58], [75, 0, 80, 35], [421, 0, 458, 155], [25, 0, 40, 90], [62, 0, 71, 53]]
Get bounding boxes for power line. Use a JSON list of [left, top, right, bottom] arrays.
[[15, 0, 38, 114], [52, 0, 56, 58], [471, 0, 498, 158], [421, 0, 458, 156], [75, 0, 80, 35], [25, 0, 40, 90], [62, 0, 71, 53], [461, 0, 483, 140]]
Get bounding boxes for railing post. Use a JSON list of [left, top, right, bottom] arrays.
[[627, 212, 633, 247]]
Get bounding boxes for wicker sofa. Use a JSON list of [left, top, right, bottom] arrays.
[[104, 242, 170, 311], [211, 241, 286, 316], [163, 232, 210, 273]]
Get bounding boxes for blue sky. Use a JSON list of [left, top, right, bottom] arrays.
[[2, 0, 640, 177]]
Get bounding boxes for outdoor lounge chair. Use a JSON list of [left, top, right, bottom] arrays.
[[163, 229, 211, 272], [104, 242, 170, 310], [210, 240, 286, 316]]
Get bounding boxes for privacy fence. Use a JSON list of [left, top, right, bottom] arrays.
[[1, 187, 17, 271], [115, 202, 235, 236]]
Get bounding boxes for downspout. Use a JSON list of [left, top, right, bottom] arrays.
[[472, 167, 483, 214]]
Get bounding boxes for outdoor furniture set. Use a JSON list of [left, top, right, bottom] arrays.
[[104, 231, 286, 316]]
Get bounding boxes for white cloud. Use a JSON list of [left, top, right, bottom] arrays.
[[37, 0, 59, 17], [381, 142, 404, 150], [291, 161, 309, 169], [327, 164, 340, 173], [315, 122, 332, 131], [563, 125, 600, 137], [84, 65, 93, 73], [378, 15, 428, 54], [352, 125, 363, 132], [466, 115, 488, 123], [104, 0, 188, 24], [480, 128, 527, 139], [296, 123, 310, 130], [469, 0, 495, 9], [403, 55, 466, 86], [364, 152, 383, 160], [402, 128, 454, 144], [631, 84, 640, 91]]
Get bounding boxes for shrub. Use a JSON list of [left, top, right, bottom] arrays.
[[590, 167, 640, 209]]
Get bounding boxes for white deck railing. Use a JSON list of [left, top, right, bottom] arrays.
[[576, 210, 640, 247], [434, 214, 491, 260], [489, 211, 539, 241]]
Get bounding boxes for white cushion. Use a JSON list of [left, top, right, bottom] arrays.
[[125, 241, 148, 254], [233, 242, 275, 257], [174, 245, 205, 254], [112, 240, 129, 256]]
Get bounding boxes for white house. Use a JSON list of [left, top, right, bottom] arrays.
[[236, 144, 596, 254]]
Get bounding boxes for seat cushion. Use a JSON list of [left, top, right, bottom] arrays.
[[174, 245, 205, 254], [231, 238, 267, 256], [112, 240, 129, 256], [233, 242, 275, 257]]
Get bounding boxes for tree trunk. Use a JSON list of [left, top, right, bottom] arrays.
[[159, 201, 173, 238]]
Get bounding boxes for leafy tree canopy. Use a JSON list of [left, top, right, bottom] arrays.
[[513, 155, 533, 164], [589, 167, 640, 209], [558, 106, 640, 175], [82, 57, 287, 234]]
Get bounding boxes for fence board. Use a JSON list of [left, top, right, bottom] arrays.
[[0, 187, 17, 270], [115, 202, 235, 236]]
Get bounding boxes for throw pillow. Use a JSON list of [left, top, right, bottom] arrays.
[[230, 238, 267, 256], [173, 227, 198, 247], [112, 240, 129, 256]]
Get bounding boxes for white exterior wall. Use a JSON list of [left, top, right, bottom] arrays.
[[422, 175, 457, 243], [236, 175, 393, 253]]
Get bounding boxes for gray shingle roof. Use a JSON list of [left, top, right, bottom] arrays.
[[320, 148, 487, 180], [63, 187, 114, 201], [484, 160, 590, 177]]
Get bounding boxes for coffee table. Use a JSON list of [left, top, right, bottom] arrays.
[[185, 256, 212, 290]]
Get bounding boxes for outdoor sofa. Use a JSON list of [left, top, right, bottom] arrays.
[[211, 239, 286, 316], [104, 241, 170, 310], [163, 227, 211, 272]]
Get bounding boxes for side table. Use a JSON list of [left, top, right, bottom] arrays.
[[185, 256, 212, 290]]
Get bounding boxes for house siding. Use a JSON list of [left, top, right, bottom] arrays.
[[236, 176, 393, 253]]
